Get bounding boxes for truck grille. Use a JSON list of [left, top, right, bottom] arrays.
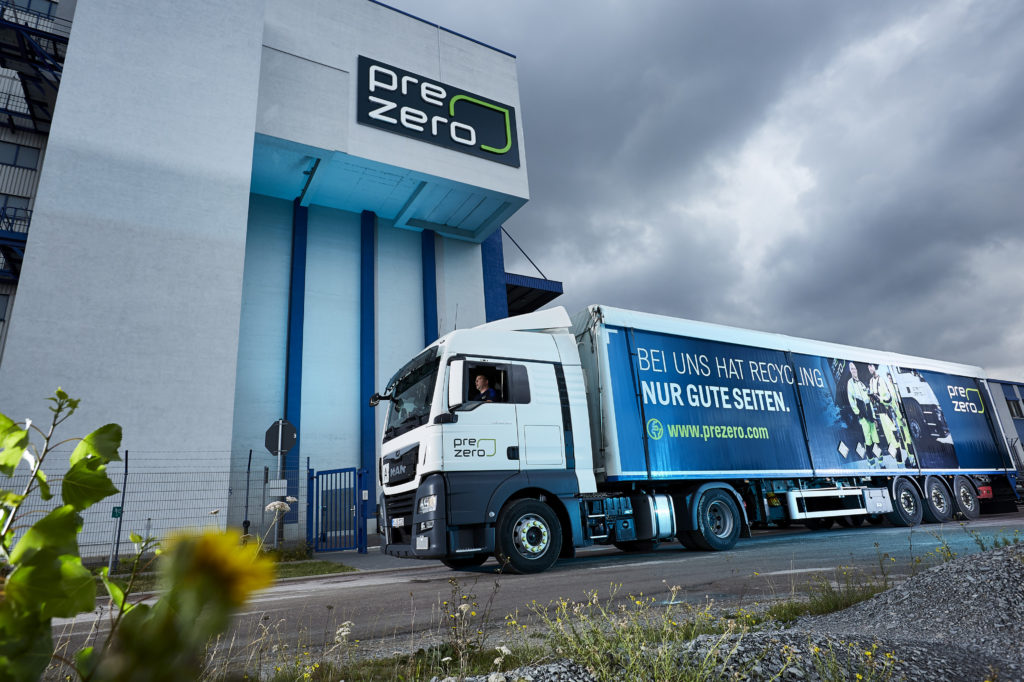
[[385, 491, 416, 545]]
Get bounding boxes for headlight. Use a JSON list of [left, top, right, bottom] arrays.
[[418, 494, 437, 514]]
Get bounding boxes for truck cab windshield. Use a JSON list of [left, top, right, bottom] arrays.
[[383, 348, 440, 442]]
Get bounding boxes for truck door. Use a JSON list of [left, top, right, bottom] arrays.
[[442, 360, 522, 472], [515, 362, 565, 468]]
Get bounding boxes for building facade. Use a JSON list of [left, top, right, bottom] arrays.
[[0, 0, 560, 550]]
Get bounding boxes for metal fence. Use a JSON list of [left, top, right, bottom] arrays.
[[9, 457, 310, 565]]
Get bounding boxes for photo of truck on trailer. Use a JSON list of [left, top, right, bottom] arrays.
[[373, 305, 1018, 574]]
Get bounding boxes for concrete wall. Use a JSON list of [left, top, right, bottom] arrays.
[[0, 0, 265, 484]]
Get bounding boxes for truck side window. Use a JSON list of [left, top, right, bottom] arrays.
[[466, 363, 531, 404]]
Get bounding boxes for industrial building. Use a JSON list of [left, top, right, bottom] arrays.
[[0, 0, 561, 551]]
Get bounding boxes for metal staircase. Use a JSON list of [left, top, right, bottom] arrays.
[[0, 1, 69, 134]]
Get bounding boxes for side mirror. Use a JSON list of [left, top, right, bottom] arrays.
[[369, 393, 381, 407], [448, 360, 465, 411]]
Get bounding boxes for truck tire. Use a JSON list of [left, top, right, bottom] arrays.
[[613, 539, 661, 553], [494, 499, 562, 574], [441, 554, 489, 570], [886, 478, 923, 527], [921, 477, 954, 524], [952, 475, 980, 520], [677, 531, 702, 550], [690, 489, 741, 551]]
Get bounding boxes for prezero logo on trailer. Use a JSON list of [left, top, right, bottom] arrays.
[[356, 56, 520, 168]]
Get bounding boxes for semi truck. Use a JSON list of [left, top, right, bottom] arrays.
[[373, 305, 1019, 574]]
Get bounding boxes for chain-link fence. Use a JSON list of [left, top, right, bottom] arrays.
[[9, 456, 310, 565]]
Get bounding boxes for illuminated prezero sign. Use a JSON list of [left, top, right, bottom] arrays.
[[356, 56, 520, 168]]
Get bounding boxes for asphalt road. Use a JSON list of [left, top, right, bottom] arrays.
[[54, 511, 1024, 658], [228, 512, 1024, 652]]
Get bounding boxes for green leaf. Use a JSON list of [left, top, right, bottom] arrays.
[[62, 459, 119, 511], [9, 505, 81, 564], [34, 469, 51, 501], [0, 414, 29, 477], [47, 555, 97, 618], [69, 424, 122, 467], [0, 603, 52, 682], [99, 566, 131, 612], [55, 387, 69, 402], [0, 490, 25, 506], [5, 552, 96, 618], [74, 646, 98, 679], [129, 532, 142, 544]]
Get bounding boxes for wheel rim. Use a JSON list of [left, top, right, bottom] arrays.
[[899, 488, 917, 515], [930, 484, 948, 515], [706, 500, 735, 539], [910, 421, 922, 438], [512, 514, 550, 557], [958, 484, 976, 512]]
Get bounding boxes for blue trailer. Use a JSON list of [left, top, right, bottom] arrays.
[[375, 305, 1019, 573]]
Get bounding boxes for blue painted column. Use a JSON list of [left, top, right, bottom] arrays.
[[359, 211, 376, 474], [481, 228, 508, 322], [359, 210, 376, 553], [421, 229, 438, 345], [285, 199, 308, 514]]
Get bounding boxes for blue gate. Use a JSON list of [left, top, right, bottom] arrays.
[[307, 467, 369, 553]]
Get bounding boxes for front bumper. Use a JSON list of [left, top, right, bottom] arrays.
[[380, 474, 448, 559]]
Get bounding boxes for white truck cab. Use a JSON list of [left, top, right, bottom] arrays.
[[375, 308, 596, 572]]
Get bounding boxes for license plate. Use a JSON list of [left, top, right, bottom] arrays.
[[391, 517, 405, 528], [416, 536, 429, 550]]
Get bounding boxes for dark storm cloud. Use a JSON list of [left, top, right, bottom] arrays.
[[387, 1, 1024, 377]]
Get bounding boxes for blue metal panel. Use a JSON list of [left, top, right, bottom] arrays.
[[481, 228, 508, 321], [421, 229, 438, 344], [360, 211, 376, 479], [286, 201, 308, 502]]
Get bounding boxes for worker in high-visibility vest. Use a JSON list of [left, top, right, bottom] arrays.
[[847, 362, 880, 465], [868, 363, 916, 467]]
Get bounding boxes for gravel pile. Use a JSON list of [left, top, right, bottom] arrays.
[[449, 544, 1024, 681]]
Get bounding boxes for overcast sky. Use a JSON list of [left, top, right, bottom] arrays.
[[388, 0, 1024, 379]]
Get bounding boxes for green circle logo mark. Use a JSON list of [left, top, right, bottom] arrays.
[[646, 418, 664, 441]]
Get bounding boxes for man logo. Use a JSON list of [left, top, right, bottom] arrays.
[[646, 418, 664, 441]]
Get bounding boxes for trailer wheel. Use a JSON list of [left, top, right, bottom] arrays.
[[613, 539, 661, 553], [494, 499, 562, 574], [691, 489, 741, 551], [886, 478, 923, 527], [952, 476, 980, 520], [441, 554, 489, 570], [921, 477, 954, 524]]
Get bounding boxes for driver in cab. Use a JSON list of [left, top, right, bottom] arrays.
[[473, 374, 498, 402]]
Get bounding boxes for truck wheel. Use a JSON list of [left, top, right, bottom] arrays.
[[866, 514, 886, 526], [804, 518, 834, 531], [441, 554, 489, 570], [494, 499, 562, 574], [613, 539, 661, 553], [886, 478, 923, 527], [690, 489, 741, 551], [952, 475, 980, 520], [921, 477, 954, 524], [677, 531, 702, 550]]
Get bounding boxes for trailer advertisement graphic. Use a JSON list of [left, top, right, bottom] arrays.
[[607, 326, 1006, 480]]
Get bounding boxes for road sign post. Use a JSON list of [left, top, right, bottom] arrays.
[[265, 419, 298, 548]]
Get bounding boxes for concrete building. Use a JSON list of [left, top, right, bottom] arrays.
[[0, 0, 561, 551]]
